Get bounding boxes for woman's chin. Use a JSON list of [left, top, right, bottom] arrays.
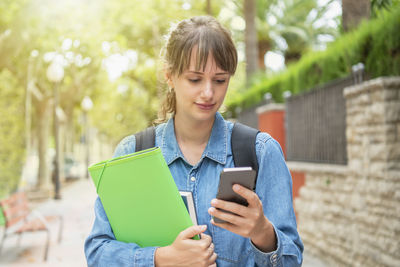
[[191, 110, 217, 123]]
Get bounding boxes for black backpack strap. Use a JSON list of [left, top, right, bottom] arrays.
[[231, 123, 260, 175], [134, 123, 260, 175], [134, 126, 156, 152]]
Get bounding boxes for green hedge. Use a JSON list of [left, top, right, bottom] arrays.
[[226, 7, 400, 116], [0, 69, 25, 199]]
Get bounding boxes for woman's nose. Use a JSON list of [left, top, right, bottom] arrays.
[[201, 80, 213, 99]]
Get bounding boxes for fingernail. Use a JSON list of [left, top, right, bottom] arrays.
[[200, 225, 207, 231], [233, 184, 240, 191], [211, 199, 218, 205]]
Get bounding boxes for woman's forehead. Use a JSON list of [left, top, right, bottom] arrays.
[[187, 47, 227, 73]]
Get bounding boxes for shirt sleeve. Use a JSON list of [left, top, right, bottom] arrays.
[[84, 135, 158, 267], [250, 134, 304, 267]]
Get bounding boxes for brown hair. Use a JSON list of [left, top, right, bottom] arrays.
[[155, 16, 238, 123]]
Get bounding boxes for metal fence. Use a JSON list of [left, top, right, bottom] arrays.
[[285, 69, 365, 164], [233, 63, 367, 165]]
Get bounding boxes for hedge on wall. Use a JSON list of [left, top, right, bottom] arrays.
[[0, 69, 26, 199], [226, 6, 400, 117]]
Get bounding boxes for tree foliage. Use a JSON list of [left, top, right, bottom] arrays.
[[0, 69, 25, 197], [0, 0, 345, 196], [371, 0, 400, 17], [258, 0, 339, 64], [226, 5, 400, 116]]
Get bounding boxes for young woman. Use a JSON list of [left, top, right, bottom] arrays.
[[85, 16, 303, 267]]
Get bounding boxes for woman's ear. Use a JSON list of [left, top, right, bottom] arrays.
[[164, 71, 174, 89]]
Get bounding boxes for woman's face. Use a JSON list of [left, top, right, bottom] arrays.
[[168, 48, 231, 124]]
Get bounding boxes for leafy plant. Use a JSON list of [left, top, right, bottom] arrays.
[[226, 6, 400, 117]]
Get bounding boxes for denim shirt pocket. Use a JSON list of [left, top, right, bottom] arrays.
[[211, 223, 251, 265]]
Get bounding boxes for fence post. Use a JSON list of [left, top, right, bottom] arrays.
[[256, 103, 286, 157]]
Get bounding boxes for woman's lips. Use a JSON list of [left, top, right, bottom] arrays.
[[196, 103, 215, 110]]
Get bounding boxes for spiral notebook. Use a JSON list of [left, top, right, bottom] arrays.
[[88, 147, 196, 247]]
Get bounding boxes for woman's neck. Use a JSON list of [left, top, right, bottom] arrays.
[[174, 114, 215, 165], [174, 114, 214, 145]]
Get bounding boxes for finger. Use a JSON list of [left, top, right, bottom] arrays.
[[210, 199, 248, 217], [208, 207, 244, 225], [207, 243, 214, 257], [208, 252, 218, 265], [232, 184, 260, 207], [179, 225, 207, 239], [200, 233, 212, 247], [209, 242, 214, 250]]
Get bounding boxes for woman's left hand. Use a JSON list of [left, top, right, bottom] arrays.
[[208, 184, 277, 253]]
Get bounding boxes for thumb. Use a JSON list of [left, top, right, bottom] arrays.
[[179, 225, 207, 239]]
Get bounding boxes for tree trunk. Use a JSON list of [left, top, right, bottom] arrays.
[[244, 0, 259, 85], [342, 0, 370, 32], [64, 107, 75, 154], [258, 39, 271, 70], [36, 98, 51, 192], [206, 0, 212, 15]]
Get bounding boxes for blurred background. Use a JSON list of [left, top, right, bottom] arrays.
[[0, 0, 399, 266]]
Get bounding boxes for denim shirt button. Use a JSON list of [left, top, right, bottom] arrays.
[[270, 253, 278, 265], [190, 176, 196, 182]]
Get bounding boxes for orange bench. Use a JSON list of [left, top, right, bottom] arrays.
[[0, 192, 63, 261]]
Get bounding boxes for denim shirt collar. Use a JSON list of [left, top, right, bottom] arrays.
[[161, 112, 228, 166]]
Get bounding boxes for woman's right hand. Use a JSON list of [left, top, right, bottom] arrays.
[[155, 225, 217, 267]]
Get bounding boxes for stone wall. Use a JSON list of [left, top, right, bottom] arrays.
[[292, 77, 400, 267]]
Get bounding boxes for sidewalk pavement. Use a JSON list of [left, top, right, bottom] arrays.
[[0, 178, 97, 267], [0, 178, 329, 267]]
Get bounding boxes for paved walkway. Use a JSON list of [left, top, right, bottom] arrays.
[[0, 178, 97, 267], [0, 178, 329, 267]]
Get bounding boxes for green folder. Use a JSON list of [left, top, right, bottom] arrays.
[[0, 205, 5, 226], [88, 147, 195, 247]]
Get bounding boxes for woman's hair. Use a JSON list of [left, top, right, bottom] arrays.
[[155, 16, 238, 123]]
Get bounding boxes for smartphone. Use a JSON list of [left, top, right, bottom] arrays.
[[213, 167, 257, 223]]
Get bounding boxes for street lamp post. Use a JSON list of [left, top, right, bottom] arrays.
[[47, 61, 64, 200], [81, 96, 93, 178], [26, 50, 38, 157]]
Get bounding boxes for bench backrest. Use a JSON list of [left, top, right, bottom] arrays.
[[0, 192, 30, 228]]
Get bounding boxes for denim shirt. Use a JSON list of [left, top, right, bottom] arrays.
[[85, 113, 303, 267]]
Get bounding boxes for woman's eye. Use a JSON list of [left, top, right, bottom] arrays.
[[216, 79, 226, 84], [189, 79, 200, 83]]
